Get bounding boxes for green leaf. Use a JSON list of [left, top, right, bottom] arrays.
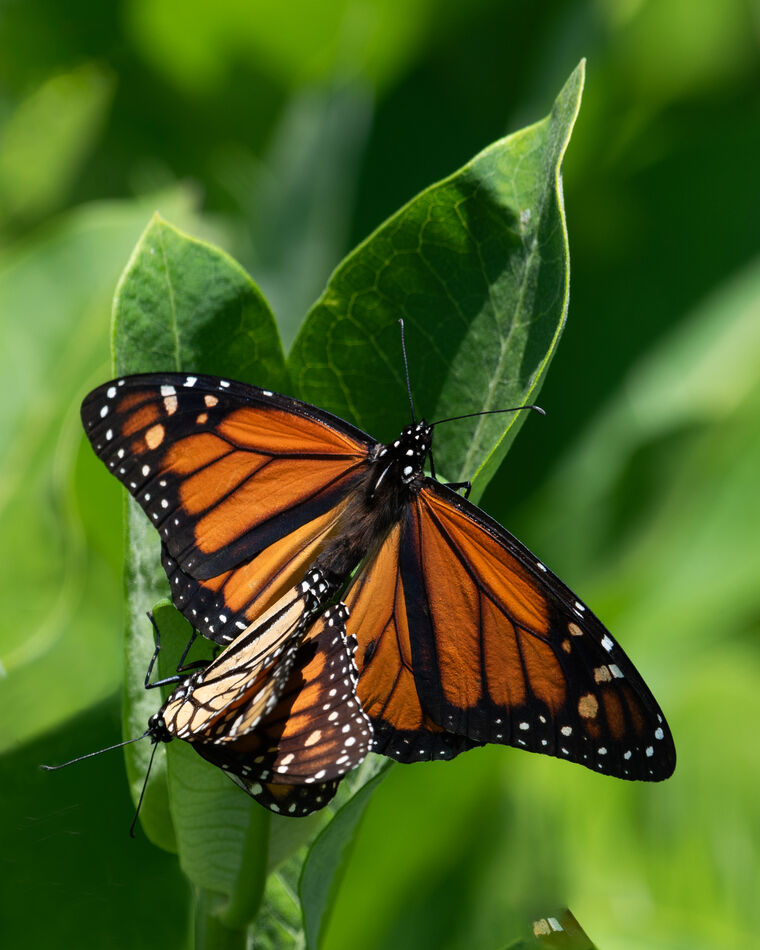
[[300, 759, 392, 950], [0, 191, 197, 753], [289, 61, 584, 502], [256, 855, 309, 949], [112, 213, 287, 382], [112, 213, 287, 853]]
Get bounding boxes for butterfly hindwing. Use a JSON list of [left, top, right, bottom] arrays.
[[160, 603, 372, 816], [395, 482, 676, 781], [345, 519, 481, 764]]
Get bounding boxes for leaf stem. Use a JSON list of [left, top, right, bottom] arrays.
[[194, 889, 247, 950], [217, 806, 270, 930]]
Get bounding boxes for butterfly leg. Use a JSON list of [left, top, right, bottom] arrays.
[[144, 611, 209, 690], [429, 448, 472, 498], [444, 480, 472, 499]]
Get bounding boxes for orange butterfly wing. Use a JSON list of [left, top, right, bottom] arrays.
[[389, 481, 676, 781], [161, 601, 372, 816], [161, 503, 347, 643], [160, 579, 318, 743], [82, 374, 372, 640], [344, 519, 480, 763]]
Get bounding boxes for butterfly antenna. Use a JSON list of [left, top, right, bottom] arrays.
[[129, 740, 161, 838], [40, 731, 151, 771], [430, 405, 546, 427], [398, 318, 416, 423]]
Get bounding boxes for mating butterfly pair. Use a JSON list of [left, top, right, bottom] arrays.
[[81, 369, 675, 816]]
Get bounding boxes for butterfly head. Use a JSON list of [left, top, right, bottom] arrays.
[[147, 711, 172, 745], [385, 420, 432, 485]]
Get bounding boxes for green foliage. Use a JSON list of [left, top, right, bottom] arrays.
[[0, 191, 200, 753], [93, 65, 580, 940], [0, 63, 114, 228], [300, 762, 392, 948], [3, 3, 759, 949], [506, 908, 597, 949], [290, 63, 582, 501], [113, 215, 287, 851]]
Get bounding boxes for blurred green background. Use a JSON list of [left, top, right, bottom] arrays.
[[1, 1, 759, 948]]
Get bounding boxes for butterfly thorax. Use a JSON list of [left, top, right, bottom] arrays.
[[369, 420, 432, 493], [313, 421, 432, 591]]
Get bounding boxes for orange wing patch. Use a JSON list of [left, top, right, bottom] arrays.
[[411, 489, 556, 725], [418, 490, 550, 634], [164, 503, 347, 644], [193, 456, 358, 554], [218, 406, 366, 457]]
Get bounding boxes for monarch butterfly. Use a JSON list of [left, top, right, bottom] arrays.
[[149, 585, 372, 816], [44, 575, 372, 819], [81, 360, 676, 782]]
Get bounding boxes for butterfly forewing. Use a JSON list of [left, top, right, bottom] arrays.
[[81, 374, 372, 581], [210, 605, 372, 778], [160, 572, 330, 743], [161, 499, 347, 644]]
